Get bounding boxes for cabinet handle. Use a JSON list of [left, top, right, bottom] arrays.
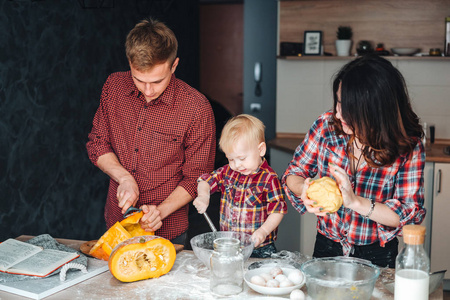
[[437, 169, 442, 194]]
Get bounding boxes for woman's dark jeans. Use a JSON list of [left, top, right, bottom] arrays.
[[312, 232, 398, 268]]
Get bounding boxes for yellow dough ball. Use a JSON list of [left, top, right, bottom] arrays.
[[306, 176, 343, 213]]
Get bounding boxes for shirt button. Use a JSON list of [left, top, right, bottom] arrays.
[[135, 148, 138, 152], [138, 127, 142, 131]]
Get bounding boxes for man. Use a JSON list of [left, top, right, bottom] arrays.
[[86, 19, 216, 246]]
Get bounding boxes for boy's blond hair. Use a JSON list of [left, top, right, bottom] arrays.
[[219, 114, 265, 153]]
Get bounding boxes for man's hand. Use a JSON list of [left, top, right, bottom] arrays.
[[117, 174, 139, 214], [140, 205, 163, 232]]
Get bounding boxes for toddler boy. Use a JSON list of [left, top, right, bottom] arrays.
[[193, 114, 287, 258]]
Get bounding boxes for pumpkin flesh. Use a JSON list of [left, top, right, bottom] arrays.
[[109, 236, 176, 282], [89, 211, 153, 260]]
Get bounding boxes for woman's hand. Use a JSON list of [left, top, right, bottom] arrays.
[[330, 164, 358, 207], [300, 178, 328, 217]]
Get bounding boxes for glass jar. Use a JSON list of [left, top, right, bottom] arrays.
[[210, 237, 244, 296], [395, 225, 430, 300]]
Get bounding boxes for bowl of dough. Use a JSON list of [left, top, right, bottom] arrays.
[[190, 231, 254, 268], [244, 261, 306, 296], [301, 256, 380, 300]]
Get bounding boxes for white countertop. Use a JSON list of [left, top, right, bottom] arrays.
[[0, 237, 443, 300]]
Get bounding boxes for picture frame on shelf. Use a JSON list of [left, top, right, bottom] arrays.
[[303, 31, 322, 56]]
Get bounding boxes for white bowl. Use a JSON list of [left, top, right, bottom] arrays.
[[190, 231, 254, 268], [244, 265, 305, 296], [391, 47, 420, 56]]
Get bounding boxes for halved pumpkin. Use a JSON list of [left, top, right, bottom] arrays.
[[89, 211, 153, 261], [108, 235, 176, 282], [120, 211, 149, 237]]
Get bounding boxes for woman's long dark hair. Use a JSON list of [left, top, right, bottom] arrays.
[[332, 54, 424, 167]]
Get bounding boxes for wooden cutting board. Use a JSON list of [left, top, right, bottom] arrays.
[[79, 240, 184, 258]]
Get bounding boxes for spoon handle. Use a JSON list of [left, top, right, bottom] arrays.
[[203, 212, 217, 232]]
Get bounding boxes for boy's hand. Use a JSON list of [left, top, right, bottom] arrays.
[[193, 195, 210, 214], [251, 227, 269, 248]]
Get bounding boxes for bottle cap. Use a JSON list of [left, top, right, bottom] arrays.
[[403, 224, 426, 245]]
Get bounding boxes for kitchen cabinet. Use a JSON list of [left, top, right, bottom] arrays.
[[429, 162, 450, 289], [270, 147, 318, 257], [270, 148, 317, 256]]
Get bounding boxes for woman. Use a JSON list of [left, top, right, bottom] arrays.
[[282, 54, 425, 268]]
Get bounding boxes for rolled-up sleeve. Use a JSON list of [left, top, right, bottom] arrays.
[[178, 98, 216, 198], [378, 140, 426, 244], [86, 76, 114, 166], [281, 117, 323, 215]]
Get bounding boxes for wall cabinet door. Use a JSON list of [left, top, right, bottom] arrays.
[[431, 163, 450, 281]]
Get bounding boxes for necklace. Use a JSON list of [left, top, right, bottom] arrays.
[[350, 142, 363, 190]]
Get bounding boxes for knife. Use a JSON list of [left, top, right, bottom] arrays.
[[123, 206, 142, 218]]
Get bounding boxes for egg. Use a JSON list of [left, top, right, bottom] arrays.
[[266, 279, 280, 288], [288, 269, 304, 285], [250, 275, 266, 286], [275, 274, 288, 283], [269, 266, 283, 278], [279, 279, 294, 287], [290, 289, 306, 300], [260, 272, 273, 281]]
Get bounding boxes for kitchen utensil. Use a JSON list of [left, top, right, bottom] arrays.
[[391, 47, 420, 56], [122, 206, 142, 218], [190, 231, 254, 268], [301, 256, 380, 300], [244, 265, 305, 296], [383, 269, 447, 295], [202, 212, 217, 232]]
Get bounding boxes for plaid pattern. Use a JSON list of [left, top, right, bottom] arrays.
[[199, 159, 287, 248], [86, 72, 216, 240], [282, 111, 426, 255]]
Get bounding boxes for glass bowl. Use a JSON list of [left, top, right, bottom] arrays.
[[301, 256, 380, 300], [190, 231, 254, 268]]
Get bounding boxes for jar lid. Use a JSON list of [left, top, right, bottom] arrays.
[[403, 224, 426, 245]]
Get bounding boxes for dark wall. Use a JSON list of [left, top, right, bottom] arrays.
[[0, 0, 199, 241], [242, 0, 277, 142]]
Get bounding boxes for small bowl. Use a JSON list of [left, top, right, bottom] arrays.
[[301, 257, 380, 300], [391, 47, 420, 56], [190, 231, 254, 268], [244, 264, 305, 296]]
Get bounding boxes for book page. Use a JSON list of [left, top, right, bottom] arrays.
[[7, 249, 79, 277], [0, 239, 42, 271]]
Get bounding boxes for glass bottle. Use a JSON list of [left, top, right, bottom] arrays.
[[395, 225, 430, 300], [445, 16, 450, 56], [210, 237, 244, 296]]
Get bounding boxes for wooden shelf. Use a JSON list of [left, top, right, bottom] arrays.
[[277, 55, 450, 61]]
